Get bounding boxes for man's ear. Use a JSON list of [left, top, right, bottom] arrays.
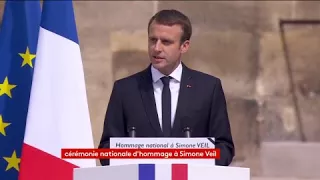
[[180, 40, 190, 54]]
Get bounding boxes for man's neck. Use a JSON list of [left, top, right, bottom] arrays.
[[158, 62, 181, 76]]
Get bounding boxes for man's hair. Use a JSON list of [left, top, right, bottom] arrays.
[[148, 9, 192, 44]]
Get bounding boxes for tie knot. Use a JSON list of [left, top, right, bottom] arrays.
[[161, 76, 171, 86]]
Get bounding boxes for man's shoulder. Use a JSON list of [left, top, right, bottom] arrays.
[[187, 67, 221, 85], [186, 67, 225, 96], [113, 68, 147, 87]]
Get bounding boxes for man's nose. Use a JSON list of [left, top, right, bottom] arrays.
[[154, 40, 163, 52]]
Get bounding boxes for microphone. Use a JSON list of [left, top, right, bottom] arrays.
[[181, 116, 192, 138], [183, 127, 191, 138], [128, 126, 136, 137]]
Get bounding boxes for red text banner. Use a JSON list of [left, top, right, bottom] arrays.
[[61, 148, 220, 159]]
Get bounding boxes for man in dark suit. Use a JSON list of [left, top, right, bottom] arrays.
[[98, 9, 234, 166]]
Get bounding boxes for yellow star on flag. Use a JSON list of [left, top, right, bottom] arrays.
[[19, 47, 36, 68], [0, 115, 11, 136], [3, 150, 21, 171], [0, 77, 17, 98]]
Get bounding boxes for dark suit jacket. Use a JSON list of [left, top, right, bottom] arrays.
[[98, 63, 235, 166]]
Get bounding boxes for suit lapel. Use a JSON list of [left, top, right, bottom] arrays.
[[172, 64, 194, 136], [139, 66, 164, 136]]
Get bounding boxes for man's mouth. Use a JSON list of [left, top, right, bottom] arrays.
[[153, 55, 165, 59]]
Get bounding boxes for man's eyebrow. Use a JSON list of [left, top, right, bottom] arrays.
[[148, 36, 173, 42]]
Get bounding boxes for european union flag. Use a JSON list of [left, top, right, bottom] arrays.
[[0, 0, 41, 179]]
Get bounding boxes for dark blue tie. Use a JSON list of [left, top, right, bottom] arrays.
[[161, 76, 171, 137]]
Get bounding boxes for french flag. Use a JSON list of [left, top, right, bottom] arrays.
[[19, 0, 96, 180], [139, 164, 188, 180]]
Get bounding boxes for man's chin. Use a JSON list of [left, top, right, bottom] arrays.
[[151, 60, 165, 67], [151, 63, 166, 70]]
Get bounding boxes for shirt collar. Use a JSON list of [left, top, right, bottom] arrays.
[[151, 62, 182, 83]]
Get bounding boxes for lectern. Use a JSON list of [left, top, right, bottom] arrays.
[[73, 138, 250, 180], [74, 164, 250, 180]]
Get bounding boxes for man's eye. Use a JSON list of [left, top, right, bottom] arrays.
[[162, 40, 171, 45], [149, 38, 157, 42]]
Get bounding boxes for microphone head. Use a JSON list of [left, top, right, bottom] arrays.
[[181, 116, 192, 131], [127, 126, 136, 137], [181, 117, 192, 138], [128, 126, 136, 131], [183, 127, 191, 132]]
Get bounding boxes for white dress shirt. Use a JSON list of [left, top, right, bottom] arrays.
[[151, 63, 182, 129]]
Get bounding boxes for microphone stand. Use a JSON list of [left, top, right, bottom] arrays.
[[128, 127, 136, 137]]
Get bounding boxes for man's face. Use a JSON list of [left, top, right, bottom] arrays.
[[148, 21, 190, 75]]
